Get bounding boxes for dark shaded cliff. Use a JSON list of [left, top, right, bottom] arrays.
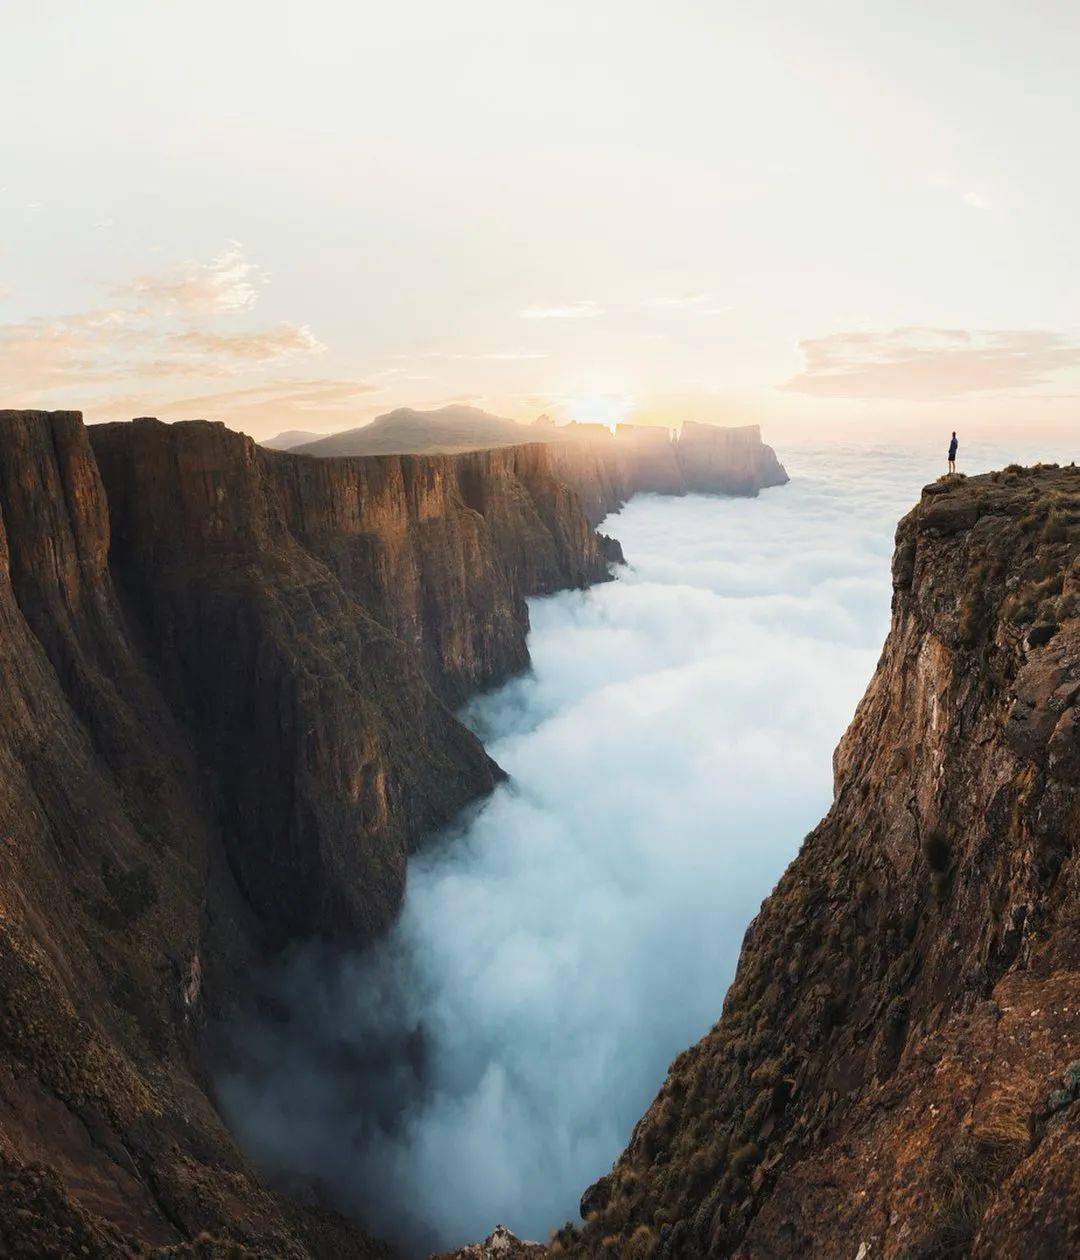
[[90, 420, 614, 944], [0, 410, 614, 1257], [560, 465, 1080, 1260]]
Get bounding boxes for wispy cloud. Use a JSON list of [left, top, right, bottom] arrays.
[[90, 378, 381, 432], [124, 242, 267, 315], [782, 327, 1080, 400], [0, 244, 326, 410], [135, 378, 376, 412], [520, 294, 729, 322], [0, 310, 139, 394], [643, 292, 712, 310], [928, 173, 995, 213], [171, 323, 325, 363], [520, 300, 603, 320], [405, 349, 549, 362]]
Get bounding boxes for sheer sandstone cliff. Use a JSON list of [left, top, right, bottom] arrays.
[[286, 410, 790, 526], [0, 410, 614, 1256], [560, 465, 1080, 1260]]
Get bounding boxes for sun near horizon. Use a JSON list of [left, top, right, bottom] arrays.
[[3, 2, 1079, 448]]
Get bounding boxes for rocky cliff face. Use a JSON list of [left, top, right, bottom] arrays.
[[0, 410, 615, 1257], [90, 420, 615, 945], [563, 465, 1080, 1259], [287, 411, 789, 527], [673, 422, 788, 497], [507, 423, 788, 526]]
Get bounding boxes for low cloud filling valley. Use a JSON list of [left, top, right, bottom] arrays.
[[216, 440, 1074, 1254]]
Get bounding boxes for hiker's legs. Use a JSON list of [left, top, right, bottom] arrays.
[[948, 458, 955, 474]]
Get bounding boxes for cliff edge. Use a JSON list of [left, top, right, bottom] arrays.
[[562, 465, 1080, 1259], [286, 408, 789, 526], [0, 410, 614, 1257]]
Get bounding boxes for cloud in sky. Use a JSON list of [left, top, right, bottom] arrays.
[[782, 327, 1080, 400], [0, 310, 134, 392], [407, 350, 550, 362], [170, 323, 325, 363], [0, 243, 330, 414], [927, 174, 995, 213], [91, 378, 380, 426], [0, 311, 325, 395], [124, 241, 267, 315], [170, 378, 377, 412], [520, 295, 731, 322], [520, 300, 603, 320], [643, 291, 712, 309]]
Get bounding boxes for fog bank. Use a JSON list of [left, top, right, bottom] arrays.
[[217, 440, 1074, 1254]]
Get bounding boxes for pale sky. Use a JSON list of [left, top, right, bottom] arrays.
[[2, 0, 1079, 441]]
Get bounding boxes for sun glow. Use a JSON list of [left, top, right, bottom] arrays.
[[557, 392, 633, 431]]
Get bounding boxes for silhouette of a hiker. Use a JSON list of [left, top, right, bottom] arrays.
[[948, 431, 958, 474]]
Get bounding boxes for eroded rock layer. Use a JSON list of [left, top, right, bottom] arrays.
[[0, 410, 614, 1257], [562, 465, 1080, 1260]]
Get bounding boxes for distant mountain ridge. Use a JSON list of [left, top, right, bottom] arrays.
[[278, 404, 790, 523], [261, 427, 327, 450], [285, 405, 535, 456]]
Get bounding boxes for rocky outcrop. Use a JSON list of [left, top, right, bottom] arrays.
[[565, 465, 1080, 1259], [437, 1225, 546, 1259], [543, 422, 788, 525], [673, 422, 789, 497], [0, 410, 615, 1257]]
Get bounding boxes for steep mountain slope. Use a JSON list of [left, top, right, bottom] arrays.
[[0, 410, 615, 1257], [561, 465, 1080, 1260], [263, 429, 326, 450], [290, 406, 529, 456]]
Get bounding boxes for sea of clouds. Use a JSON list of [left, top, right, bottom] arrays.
[[217, 439, 1074, 1254]]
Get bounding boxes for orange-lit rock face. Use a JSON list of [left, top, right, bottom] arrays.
[[88, 417, 614, 941], [287, 409, 790, 526], [565, 465, 1080, 1259], [0, 409, 614, 1257]]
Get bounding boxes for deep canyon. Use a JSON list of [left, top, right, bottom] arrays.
[[217, 447, 903, 1253], [1, 411, 1078, 1259], [0, 409, 784, 1255]]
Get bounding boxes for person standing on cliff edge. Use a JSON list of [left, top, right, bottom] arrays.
[[948, 431, 958, 474]]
